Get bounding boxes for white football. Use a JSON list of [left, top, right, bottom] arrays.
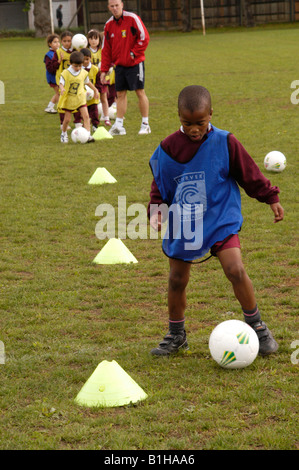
[[264, 151, 286, 172], [71, 127, 90, 144], [108, 102, 117, 120], [85, 85, 94, 102], [209, 320, 259, 369], [72, 34, 88, 50]]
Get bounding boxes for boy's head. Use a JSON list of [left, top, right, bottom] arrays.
[[47, 34, 60, 50], [178, 86, 213, 142], [81, 48, 91, 67], [70, 51, 84, 71], [60, 30, 73, 50]]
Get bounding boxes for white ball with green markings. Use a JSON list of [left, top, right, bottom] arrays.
[[209, 320, 259, 369], [264, 151, 286, 172]]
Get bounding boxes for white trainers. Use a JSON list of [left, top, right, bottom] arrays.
[[138, 123, 151, 135], [45, 106, 57, 113], [109, 123, 126, 136], [60, 132, 68, 143]]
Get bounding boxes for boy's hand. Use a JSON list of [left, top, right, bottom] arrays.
[[270, 202, 284, 223], [150, 212, 162, 231], [94, 89, 99, 100], [100, 72, 107, 85]]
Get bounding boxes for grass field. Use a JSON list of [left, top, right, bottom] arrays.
[[0, 24, 298, 451]]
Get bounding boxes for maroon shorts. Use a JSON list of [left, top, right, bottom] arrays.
[[99, 84, 108, 94], [210, 234, 241, 256], [61, 104, 87, 112], [49, 83, 58, 89]]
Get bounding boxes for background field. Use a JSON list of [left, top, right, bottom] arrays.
[[0, 25, 298, 450]]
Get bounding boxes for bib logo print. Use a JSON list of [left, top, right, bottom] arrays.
[[164, 172, 206, 251], [173, 172, 207, 221]]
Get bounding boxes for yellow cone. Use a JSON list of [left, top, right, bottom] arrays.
[[93, 238, 138, 264], [88, 167, 117, 185], [93, 126, 113, 140], [75, 360, 148, 408]]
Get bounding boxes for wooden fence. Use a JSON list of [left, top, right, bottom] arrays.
[[86, 0, 299, 32]]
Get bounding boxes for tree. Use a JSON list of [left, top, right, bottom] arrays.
[[33, 0, 52, 37], [15, 0, 52, 37], [180, 0, 192, 32], [242, 0, 255, 27]]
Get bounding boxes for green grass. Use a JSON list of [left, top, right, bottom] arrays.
[[0, 25, 298, 450]]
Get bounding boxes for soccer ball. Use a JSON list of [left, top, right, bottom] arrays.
[[264, 151, 286, 172], [209, 320, 259, 369], [71, 127, 90, 144], [108, 102, 117, 120], [98, 102, 117, 120], [85, 85, 94, 102], [72, 34, 88, 50]]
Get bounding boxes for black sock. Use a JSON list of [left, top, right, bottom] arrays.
[[169, 318, 185, 335], [243, 305, 261, 325]]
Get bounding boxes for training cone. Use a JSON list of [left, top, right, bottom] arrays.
[[93, 238, 138, 264], [75, 360, 148, 408], [88, 167, 117, 185], [93, 126, 113, 141]]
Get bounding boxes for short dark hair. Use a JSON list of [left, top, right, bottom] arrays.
[[70, 51, 84, 65], [46, 34, 59, 46], [60, 30, 73, 40], [81, 48, 91, 58], [178, 86, 212, 113]]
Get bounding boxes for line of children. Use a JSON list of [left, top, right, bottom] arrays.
[[44, 34, 61, 113], [58, 51, 99, 143], [87, 29, 116, 126], [81, 48, 109, 132], [44, 30, 117, 140], [44, 30, 82, 130]]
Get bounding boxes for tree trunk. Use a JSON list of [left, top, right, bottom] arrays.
[[181, 0, 192, 32], [34, 0, 52, 37], [242, 0, 255, 27]]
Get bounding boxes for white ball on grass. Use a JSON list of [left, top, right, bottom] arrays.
[[71, 127, 90, 144], [264, 151, 286, 172]]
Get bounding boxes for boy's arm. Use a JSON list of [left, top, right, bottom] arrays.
[[85, 78, 99, 100], [59, 75, 65, 94], [228, 134, 284, 222], [148, 178, 168, 231], [45, 55, 59, 74]]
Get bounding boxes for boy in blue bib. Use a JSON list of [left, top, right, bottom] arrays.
[[149, 86, 284, 357]]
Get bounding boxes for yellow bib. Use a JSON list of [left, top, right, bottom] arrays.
[[58, 68, 88, 112], [55, 48, 72, 85], [86, 64, 100, 106], [89, 48, 102, 67]]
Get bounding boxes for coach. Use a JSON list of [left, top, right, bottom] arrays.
[[100, 0, 151, 135]]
